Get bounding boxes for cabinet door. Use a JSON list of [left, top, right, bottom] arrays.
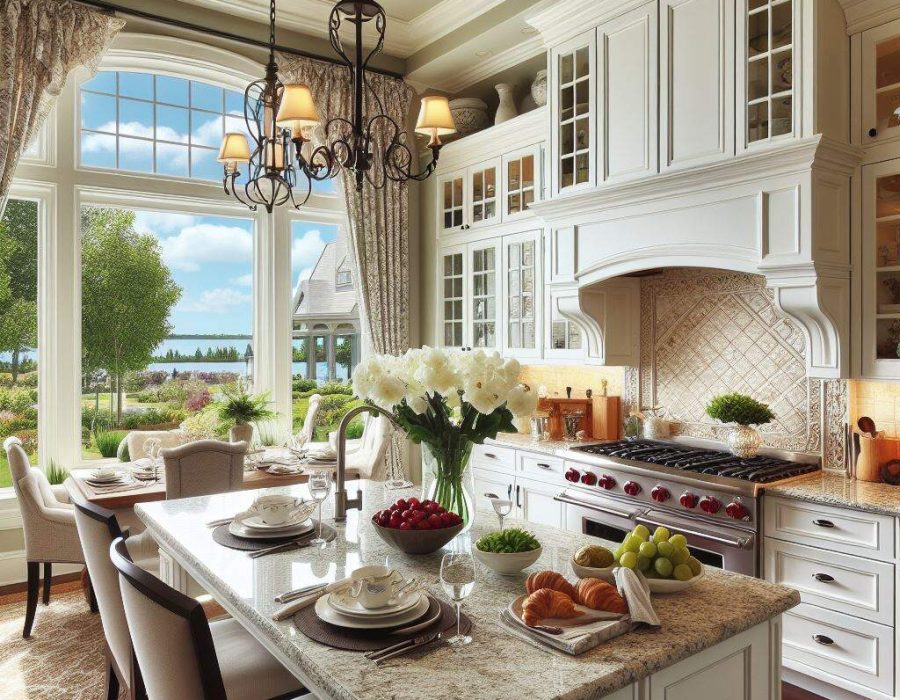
[[661, 0, 734, 168], [472, 467, 514, 514], [861, 18, 900, 144], [550, 30, 596, 195], [467, 158, 501, 229], [516, 477, 564, 528], [861, 159, 900, 378], [503, 231, 542, 359], [598, 1, 658, 182], [438, 245, 467, 349], [737, 0, 795, 150], [468, 240, 501, 350], [503, 144, 542, 219], [438, 170, 466, 234]]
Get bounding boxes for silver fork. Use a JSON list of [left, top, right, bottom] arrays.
[[368, 632, 444, 664], [248, 537, 314, 559]]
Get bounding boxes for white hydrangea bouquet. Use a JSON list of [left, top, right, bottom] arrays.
[[352, 347, 538, 528]]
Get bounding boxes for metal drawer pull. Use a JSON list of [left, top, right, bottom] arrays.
[[507, 484, 512, 499], [812, 634, 834, 646], [553, 493, 645, 520], [812, 519, 835, 528], [515, 485, 521, 509], [484, 453, 497, 459], [635, 515, 754, 550], [536, 463, 552, 470], [813, 573, 835, 583]]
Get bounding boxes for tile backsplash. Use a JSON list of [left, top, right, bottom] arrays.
[[850, 381, 900, 438]]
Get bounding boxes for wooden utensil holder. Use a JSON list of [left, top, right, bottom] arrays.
[[855, 431, 900, 483]]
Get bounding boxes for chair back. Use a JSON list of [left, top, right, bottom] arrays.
[[347, 415, 393, 479], [161, 440, 247, 499], [110, 537, 227, 700], [126, 430, 187, 463], [73, 500, 134, 684], [296, 393, 322, 445]]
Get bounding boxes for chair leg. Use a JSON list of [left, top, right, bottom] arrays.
[[42, 562, 51, 605], [104, 659, 120, 700], [23, 562, 39, 638]]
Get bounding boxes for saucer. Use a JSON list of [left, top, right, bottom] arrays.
[[228, 518, 313, 540], [314, 593, 430, 630], [327, 588, 421, 618], [237, 510, 312, 531]]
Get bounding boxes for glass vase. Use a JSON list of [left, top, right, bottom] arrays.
[[421, 441, 476, 533]]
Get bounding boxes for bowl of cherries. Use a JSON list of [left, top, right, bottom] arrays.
[[370, 498, 465, 555]]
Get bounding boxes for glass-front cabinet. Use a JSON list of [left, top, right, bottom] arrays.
[[439, 245, 466, 348], [468, 159, 500, 228], [502, 231, 542, 359], [551, 30, 595, 194], [439, 170, 466, 234], [503, 145, 541, 219], [469, 241, 501, 349], [740, 0, 794, 147], [862, 159, 900, 378], [862, 18, 900, 144], [438, 241, 501, 351]]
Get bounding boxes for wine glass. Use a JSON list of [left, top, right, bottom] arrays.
[[490, 498, 513, 531], [440, 551, 476, 647], [308, 470, 332, 546], [143, 438, 161, 482]]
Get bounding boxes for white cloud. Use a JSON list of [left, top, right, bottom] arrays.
[[231, 273, 253, 287], [179, 288, 251, 314], [133, 211, 198, 235], [292, 229, 328, 274], [158, 223, 253, 271]]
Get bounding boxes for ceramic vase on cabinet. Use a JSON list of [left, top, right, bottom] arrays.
[[230, 422, 253, 444], [494, 83, 518, 124], [727, 425, 762, 458], [530, 70, 547, 107], [449, 98, 489, 135]]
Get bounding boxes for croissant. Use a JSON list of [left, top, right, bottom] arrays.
[[525, 570, 577, 599], [575, 578, 628, 614], [522, 588, 583, 627]]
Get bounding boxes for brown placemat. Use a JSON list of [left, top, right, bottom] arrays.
[[292, 594, 471, 652], [212, 522, 336, 551]]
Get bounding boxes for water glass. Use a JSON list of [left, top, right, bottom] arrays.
[[490, 498, 513, 531], [143, 438, 162, 481], [440, 551, 476, 647], [308, 470, 332, 546]]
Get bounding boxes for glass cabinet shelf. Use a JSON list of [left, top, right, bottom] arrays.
[[745, 0, 793, 144]]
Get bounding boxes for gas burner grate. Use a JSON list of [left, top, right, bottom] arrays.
[[574, 439, 818, 484]]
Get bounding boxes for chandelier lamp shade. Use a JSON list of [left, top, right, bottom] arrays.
[[218, 0, 457, 212]]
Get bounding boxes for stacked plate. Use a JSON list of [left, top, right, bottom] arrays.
[[129, 460, 159, 481], [314, 586, 438, 631], [83, 469, 128, 487], [228, 506, 316, 540]]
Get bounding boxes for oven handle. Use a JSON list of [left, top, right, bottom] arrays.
[[634, 514, 754, 551], [553, 493, 647, 521]]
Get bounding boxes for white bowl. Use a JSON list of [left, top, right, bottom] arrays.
[[570, 558, 705, 593], [474, 545, 542, 575], [570, 560, 616, 581]]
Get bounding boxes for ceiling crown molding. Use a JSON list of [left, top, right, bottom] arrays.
[[525, 0, 648, 46]]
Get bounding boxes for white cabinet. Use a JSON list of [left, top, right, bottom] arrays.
[[502, 230, 542, 359], [467, 158, 501, 229], [438, 170, 466, 234], [598, 1, 658, 182], [472, 467, 514, 512], [502, 144, 542, 220], [438, 240, 501, 350], [438, 245, 467, 348], [861, 17, 900, 145], [516, 476, 565, 528], [661, 0, 734, 168]]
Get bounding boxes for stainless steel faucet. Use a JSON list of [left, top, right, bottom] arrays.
[[333, 404, 401, 521]]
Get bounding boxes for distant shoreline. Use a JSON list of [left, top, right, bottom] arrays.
[[166, 334, 251, 340]]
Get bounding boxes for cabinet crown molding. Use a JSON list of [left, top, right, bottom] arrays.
[[526, 0, 650, 47]]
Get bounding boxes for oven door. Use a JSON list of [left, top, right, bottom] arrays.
[[555, 489, 646, 544], [634, 509, 757, 577]]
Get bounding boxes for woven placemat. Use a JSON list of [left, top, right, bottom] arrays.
[[292, 594, 471, 652], [212, 522, 336, 551]]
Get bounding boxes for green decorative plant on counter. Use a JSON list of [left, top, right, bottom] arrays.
[[216, 383, 275, 444], [705, 392, 775, 458], [352, 347, 538, 531], [476, 528, 541, 554]]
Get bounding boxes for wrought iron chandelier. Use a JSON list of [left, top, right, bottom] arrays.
[[217, 0, 457, 212]]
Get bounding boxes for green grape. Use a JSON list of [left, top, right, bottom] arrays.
[[654, 557, 673, 578], [619, 551, 638, 569], [673, 564, 693, 581], [633, 524, 650, 541], [652, 527, 670, 543], [671, 547, 690, 565], [613, 545, 626, 561], [638, 541, 657, 559], [623, 535, 642, 553], [636, 554, 651, 571], [657, 541, 674, 559], [687, 557, 702, 576], [669, 534, 688, 550]]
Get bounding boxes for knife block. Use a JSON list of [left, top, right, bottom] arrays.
[[538, 398, 593, 441]]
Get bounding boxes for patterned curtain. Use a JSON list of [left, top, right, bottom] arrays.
[[279, 55, 413, 481], [0, 0, 124, 211]]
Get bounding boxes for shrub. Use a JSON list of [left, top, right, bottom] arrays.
[[95, 431, 127, 458], [705, 393, 775, 427], [13, 429, 38, 455], [45, 461, 68, 485], [18, 373, 38, 388], [118, 440, 130, 462], [216, 384, 275, 425], [186, 387, 212, 412], [0, 374, 12, 387], [344, 419, 365, 440], [180, 406, 226, 441], [318, 381, 353, 396], [292, 377, 318, 393]]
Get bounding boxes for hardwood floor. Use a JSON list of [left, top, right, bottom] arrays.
[[783, 682, 827, 700]]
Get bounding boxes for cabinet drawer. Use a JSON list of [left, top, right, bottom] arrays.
[[471, 444, 516, 474], [764, 496, 895, 561], [764, 538, 894, 625], [782, 602, 894, 696], [518, 452, 565, 481]]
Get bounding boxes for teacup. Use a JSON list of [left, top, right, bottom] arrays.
[[252, 494, 304, 526], [347, 565, 405, 610]]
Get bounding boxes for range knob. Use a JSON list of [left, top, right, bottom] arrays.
[[623, 480, 641, 497], [725, 500, 750, 521], [699, 496, 721, 514], [679, 492, 699, 509], [580, 471, 597, 486], [651, 485, 670, 503], [564, 467, 581, 483], [597, 474, 616, 490]]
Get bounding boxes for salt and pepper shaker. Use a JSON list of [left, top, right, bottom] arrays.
[[566, 386, 572, 399], [586, 388, 593, 399]]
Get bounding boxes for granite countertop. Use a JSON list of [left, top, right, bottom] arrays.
[[137, 480, 798, 700], [767, 471, 900, 518], [487, 431, 601, 456]]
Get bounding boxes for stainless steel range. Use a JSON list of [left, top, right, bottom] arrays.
[[556, 439, 820, 577]]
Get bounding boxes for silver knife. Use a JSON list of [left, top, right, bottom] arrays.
[[248, 537, 314, 559], [372, 632, 444, 664], [274, 582, 328, 603]]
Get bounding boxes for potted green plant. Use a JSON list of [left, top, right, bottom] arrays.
[[216, 384, 275, 444], [705, 392, 775, 458]]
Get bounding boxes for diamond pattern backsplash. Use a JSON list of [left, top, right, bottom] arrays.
[[634, 269, 839, 455]]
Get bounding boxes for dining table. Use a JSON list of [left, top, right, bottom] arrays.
[[133, 478, 799, 700]]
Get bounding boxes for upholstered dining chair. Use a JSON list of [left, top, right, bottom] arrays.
[[3, 436, 94, 637], [110, 537, 313, 700], [122, 429, 188, 463], [73, 499, 160, 700], [293, 393, 322, 447], [161, 439, 248, 500], [344, 415, 393, 480]]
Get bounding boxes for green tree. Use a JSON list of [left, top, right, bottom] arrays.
[[81, 207, 182, 424], [0, 200, 39, 383]]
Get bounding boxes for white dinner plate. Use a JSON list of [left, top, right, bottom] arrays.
[[228, 518, 313, 540], [88, 471, 121, 482], [236, 512, 312, 531], [327, 588, 421, 618], [314, 593, 430, 630]]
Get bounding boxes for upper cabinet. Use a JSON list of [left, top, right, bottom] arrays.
[[551, 31, 596, 195], [861, 18, 900, 145], [439, 170, 466, 234], [503, 144, 542, 220], [468, 158, 501, 229]]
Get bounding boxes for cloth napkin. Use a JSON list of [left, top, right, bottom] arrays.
[[271, 578, 350, 621], [614, 567, 660, 627]]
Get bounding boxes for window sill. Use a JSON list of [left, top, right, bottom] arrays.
[[0, 490, 22, 530]]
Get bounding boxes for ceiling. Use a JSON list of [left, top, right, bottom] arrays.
[[173, 0, 507, 58]]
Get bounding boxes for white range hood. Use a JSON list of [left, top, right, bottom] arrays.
[[530, 136, 860, 379]]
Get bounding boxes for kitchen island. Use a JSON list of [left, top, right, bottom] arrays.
[[136, 479, 799, 700]]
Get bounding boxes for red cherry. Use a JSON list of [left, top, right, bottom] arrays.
[[389, 503, 402, 512], [424, 503, 439, 514], [436, 506, 446, 514], [401, 509, 414, 520], [416, 519, 432, 530], [389, 514, 403, 528], [407, 498, 421, 508], [398, 521, 412, 530], [439, 512, 453, 526], [428, 514, 443, 528], [395, 498, 407, 509]]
